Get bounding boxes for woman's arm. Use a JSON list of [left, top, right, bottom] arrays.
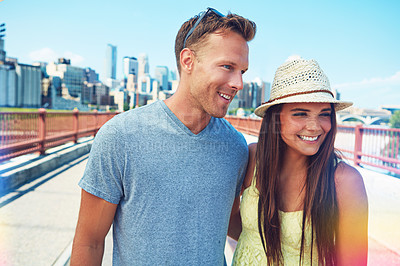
[[228, 143, 257, 241], [335, 162, 368, 266]]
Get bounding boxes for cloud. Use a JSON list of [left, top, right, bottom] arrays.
[[63, 51, 85, 65], [333, 72, 400, 109], [334, 71, 400, 89], [285, 54, 302, 62], [28, 48, 85, 66], [29, 47, 58, 63]]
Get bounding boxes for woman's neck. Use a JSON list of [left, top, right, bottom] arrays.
[[278, 152, 308, 212], [282, 150, 308, 176]]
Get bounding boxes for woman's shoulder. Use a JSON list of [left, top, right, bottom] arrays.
[[334, 161, 368, 208], [242, 142, 258, 189], [248, 142, 257, 155], [334, 161, 363, 186]]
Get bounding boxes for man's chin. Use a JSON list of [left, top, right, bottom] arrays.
[[205, 104, 229, 118], [210, 110, 228, 118]]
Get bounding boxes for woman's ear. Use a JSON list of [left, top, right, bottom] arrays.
[[180, 48, 194, 73]]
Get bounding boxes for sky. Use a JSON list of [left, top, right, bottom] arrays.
[[1, 0, 399, 110]]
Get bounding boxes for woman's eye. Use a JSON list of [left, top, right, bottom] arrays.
[[293, 112, 307, 117], [320, 112, 332, 117]]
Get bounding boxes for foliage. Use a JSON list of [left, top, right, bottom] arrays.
[[228, 107, 255, 116], [0, 107, 40, 112], [390, 111, 400, 128], [123, 103, 130, 112]]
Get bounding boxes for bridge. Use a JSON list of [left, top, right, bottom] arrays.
[[337, 107, 392, 126], [0, 112, 400, 265], [337, 113, 391, 125]]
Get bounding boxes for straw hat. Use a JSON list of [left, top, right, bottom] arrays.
[[254, 58, 353, 117]]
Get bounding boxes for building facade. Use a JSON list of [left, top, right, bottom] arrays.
[[0, 62, 41, 108], [154, 66, 169, 91], [105, 44, 117, 79], [0, 64, 16, 106], [138, 53, 149, 78], [123, 56, 138, 79], [229, 78, 270, 116], [123, 56, 138, 92], [15, 63, 42, 107], [85, 67, 99, 84], [46, 60, 85, 100], [236, 78, 267, 109], [138, 75, 153, 94]]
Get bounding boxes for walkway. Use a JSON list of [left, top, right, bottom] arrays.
[[0, 134, 399, 265]]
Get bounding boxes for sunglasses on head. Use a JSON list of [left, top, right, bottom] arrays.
[[183, 7, 225, 48]]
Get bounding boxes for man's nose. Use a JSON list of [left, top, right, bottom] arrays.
[[230, 72, 244, 91]]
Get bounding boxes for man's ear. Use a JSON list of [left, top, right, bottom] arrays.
[[180, 48, 194, 73]]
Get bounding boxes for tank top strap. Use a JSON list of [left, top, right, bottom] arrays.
[[334, 156, 343, 169], [250, 167, 257, 187]]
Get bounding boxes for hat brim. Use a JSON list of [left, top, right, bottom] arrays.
[[254, 91, 353, 117]]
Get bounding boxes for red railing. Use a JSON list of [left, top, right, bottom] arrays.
[[0, 109, 118, 162], [225, 116, 400, 175], [2, 113, 399, 175]]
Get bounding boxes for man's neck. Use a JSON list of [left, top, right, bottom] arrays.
[[164, 92, 211, 135]]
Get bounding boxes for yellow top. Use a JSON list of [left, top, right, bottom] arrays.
[[232, 176, 318, 266]]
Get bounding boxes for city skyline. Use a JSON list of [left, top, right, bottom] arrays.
[[1, 0, 399, 109]]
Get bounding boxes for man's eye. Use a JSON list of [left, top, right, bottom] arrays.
[[223, 65, 231, 70]]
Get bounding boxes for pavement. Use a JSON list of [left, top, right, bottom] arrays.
[[0, 152, 88, 265], [0, 134, 399, 265], [0, 137, 93, 195]]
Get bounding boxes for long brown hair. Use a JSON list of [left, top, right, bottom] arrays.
[[255, 103, 339, 265]]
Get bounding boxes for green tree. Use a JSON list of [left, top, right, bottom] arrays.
[[390, 111, 400, 128], [123, 103, 130, 112]]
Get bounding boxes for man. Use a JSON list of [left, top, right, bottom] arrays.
[[71, 8, 256, 265]]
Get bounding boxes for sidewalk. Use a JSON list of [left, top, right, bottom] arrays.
[[0, 137, 93, 195], [359, 166, 400, 264], [0, 154, 88, 265]]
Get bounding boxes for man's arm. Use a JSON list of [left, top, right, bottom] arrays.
[[70, 189, 117, 266]]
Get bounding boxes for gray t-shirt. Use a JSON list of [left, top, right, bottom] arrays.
[[79, 101, 248, 265]]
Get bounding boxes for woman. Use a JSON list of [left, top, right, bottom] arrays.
[[230, 58, 368, 265]]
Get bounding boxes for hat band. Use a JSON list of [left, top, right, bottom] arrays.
[[261, 89, 335, 105]]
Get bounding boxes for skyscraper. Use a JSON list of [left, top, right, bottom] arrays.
[[123, 56, 138, 92], [123, 56, 138, 79], [154, 66, 169, 91], [105, 44, 117, 80], [138, 53, 149, 77]]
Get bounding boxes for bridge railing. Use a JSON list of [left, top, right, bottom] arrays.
[[225, 116, 400, 175], [0, 109, 118, 162], [2, 113, 399, 175]]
